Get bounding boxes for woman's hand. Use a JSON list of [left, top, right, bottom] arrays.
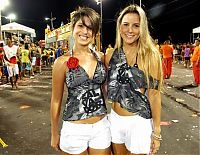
[[51, 134, 61, 151], [150, 135, 161, 155]]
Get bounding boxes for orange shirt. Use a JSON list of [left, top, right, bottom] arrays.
[[160, 45, 173, 58], [191, 46, 200, 62]]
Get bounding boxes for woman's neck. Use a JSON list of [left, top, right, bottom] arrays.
[[73, 44, 90, 55], [123, 43, 138, 55]]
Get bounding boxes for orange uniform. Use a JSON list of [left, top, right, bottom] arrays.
[[191, 46, 200, 62], [160, 45, 173, 58], [191, 46, 200, 85], [161, 44, 174, 79]]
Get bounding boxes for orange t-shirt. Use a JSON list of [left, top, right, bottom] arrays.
[[191, 46, 200, 62], [160, 45, 173, 58]]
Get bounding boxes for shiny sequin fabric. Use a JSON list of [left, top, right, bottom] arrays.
[[107, 48, 159, 119], [63, 50, 107, 121]]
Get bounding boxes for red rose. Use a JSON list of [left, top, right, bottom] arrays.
[[67, 57, 79, 69]]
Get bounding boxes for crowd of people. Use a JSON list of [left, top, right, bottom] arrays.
[[0, 38, 66, 88], [154, 38, 200, 86]]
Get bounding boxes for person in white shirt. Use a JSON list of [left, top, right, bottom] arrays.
[[3, 38, 20, 89]]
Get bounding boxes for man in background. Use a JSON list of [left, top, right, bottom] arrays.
[[191, 39, 200, 86], [3, 38, 20, 89], [105, 44, 114, 55], [160, 40, 174, 79]]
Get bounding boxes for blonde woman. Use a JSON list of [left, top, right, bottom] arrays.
[[105, 4, 162, 155], [51, 7, 111, 155]]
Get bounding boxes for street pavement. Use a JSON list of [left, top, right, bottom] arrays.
[[158, 63, 199, 155], [163, 64, 199, 115], [0, 64, 199, 155]]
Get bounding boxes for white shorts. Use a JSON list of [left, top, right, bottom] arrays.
[[60, 116, 111, 154], [109, 109, 153, 154], [31, 57, 36, 66], [7, 64, 19, 77]]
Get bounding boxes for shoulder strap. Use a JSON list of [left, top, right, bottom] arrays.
[[118, 48, 128, 65], [70, 50, 73, 57], [90, 49, 101, 61], [134, 53, 138, 68]]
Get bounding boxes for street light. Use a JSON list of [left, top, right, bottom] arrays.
[[45, 12, 56, 30], [0, 0, 9, 40], [5, 13, 16, 23]]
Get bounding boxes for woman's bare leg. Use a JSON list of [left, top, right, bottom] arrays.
[[88, 146, 111, 155]]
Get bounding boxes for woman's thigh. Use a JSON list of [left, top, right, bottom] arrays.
[[112, 143, 145, 155], [61, 150, 87, 155], [112, 143, 127, 155], [88, 146, 111, 155]]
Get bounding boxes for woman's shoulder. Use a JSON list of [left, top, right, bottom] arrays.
[[55, 54, 70, 64], [53, 54, 71, 75]]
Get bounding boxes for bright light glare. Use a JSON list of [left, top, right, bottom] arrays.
[[45, 17, 50, 21], [94, 0, 101, 5], [7, 13, 16, 20], [0, 0, 9, 10]]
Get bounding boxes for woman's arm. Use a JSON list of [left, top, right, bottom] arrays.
[[148, 51, 162, 133], [148, 89, 161, 134], [147, 52, 162, 154], [148, 88, 161, 155], [50, 56, 68, 150]]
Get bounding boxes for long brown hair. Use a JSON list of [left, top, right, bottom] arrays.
[[71, 7, 100, 37]]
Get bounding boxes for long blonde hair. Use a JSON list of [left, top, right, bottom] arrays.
[[115, 4, 162, 89]]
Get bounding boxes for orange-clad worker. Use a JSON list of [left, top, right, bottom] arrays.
[[160, 40, 174, 79], [191, 39, 200, 86]]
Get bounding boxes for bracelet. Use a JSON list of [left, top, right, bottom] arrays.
[[152, 132, 162, 141]]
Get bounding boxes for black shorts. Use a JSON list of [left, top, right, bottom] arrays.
[[184, 57, 190, 60]]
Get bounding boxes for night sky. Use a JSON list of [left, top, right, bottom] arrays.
[[1, 0, 200, 46]]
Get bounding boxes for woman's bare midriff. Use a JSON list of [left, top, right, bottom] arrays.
[[111, 88, 145, 116], [69, 114, 106, 124], [112, 102, 136, 116]]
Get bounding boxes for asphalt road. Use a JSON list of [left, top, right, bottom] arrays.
[[0, 65, 199, 155]]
